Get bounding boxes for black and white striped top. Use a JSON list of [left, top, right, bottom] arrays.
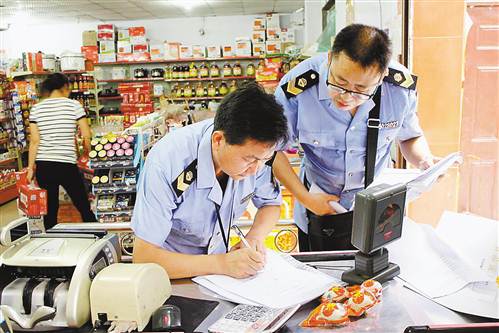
[[29, 97, 86, 164]]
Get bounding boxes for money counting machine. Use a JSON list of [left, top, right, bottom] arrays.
[[0, 217, 120, 330]]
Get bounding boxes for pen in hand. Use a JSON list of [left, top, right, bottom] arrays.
[[231, 225, 266, 271]]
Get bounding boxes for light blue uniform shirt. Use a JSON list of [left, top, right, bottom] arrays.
[[131, 119, 282, 254], [275, 53, 423, 233]]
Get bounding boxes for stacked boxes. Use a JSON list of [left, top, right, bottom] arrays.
[[118, 83, 153, 128], [97, 24, 116, 63], [129, 26, 150, 61], [265, 14, 281, 55]]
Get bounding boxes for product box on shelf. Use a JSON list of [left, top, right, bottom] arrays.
[[280, 28, 296, 43], [206, 45, 221, 58], [112, 67, 127, 80], [150, 44, 165, 60], [117, 41, 132, 54], [116, 53, 134, 62], [179, 45, 193, 58], [81, 46, 99, 62], [117, 28, 130, 41], [98, 53, 117, 63], [256, 57, 282, 82], [165, 42, 180, 60], [132, 43, 149, 53], [192, 45, 206, 58], [97, 31, 115, 41], [265, 41, 282, 55], [253, 16, 266, 30], [222, 45, 234, 57], [132, 52, 151, 61], [266, 27, 280, 41], [252, 43, 266, 57], [121, 103, 153, 114], [99, 40, 116, 54], [82, 30, 98, 46], [18, 184, 48, 217], [235, 40, 252, 56], [130, 35, 147, 45], [266, 13, 280, 29], [129, 26, 146, 44], [251, 30, 266, 43], [98, 24, 116, 32]]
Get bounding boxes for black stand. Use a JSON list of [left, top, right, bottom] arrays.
[[341, 248, 400, 284]]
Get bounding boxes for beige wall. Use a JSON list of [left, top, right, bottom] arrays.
[[407, 0, 466, 226]]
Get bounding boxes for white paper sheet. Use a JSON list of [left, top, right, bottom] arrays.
[[193, 251, 338, 309], [386, 219, 492, 298]]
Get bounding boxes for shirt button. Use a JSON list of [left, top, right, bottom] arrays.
[[349, 150, 354, 154], [351, 126, 355, 131], [313, 140, 319, 145], [386, 136, 391, 142], [348, 172, 353, 177]]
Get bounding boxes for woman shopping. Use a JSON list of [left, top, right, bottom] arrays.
[[27, 73, 97, 229]]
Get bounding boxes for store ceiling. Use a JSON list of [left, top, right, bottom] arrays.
[[0, 0, 304, 23]]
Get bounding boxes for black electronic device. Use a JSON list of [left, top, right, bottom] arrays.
[[151, 305, 182, 332], [341, 183, 407, 284]]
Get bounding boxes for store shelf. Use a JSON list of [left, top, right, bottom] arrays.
[[93, 184, 136, 195], [99, 96, 122, 101], [90, 159, 135, 169], [97, 77, 164, 83], [169, 96, 225, 101], [0, 157, 17, 165], [62, 70, 89, 74], [96, 209, 134, 215], [165, 75, 255, 82], [0, 184, 18, 205], [11, 71, 50, 78], [95, 56, 263, 66]]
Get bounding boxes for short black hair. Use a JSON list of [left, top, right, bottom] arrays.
[[332, 24, 392, 72], [40, 73, 69, 94], [214, 82, 288, 146]]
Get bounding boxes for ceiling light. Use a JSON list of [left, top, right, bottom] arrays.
[[166, 0, 204, 11]]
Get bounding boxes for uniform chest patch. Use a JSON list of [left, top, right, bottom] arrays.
[[379, 120, 399, 129]]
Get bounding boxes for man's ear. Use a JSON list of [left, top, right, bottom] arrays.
[[211, 130, 225, 149], [327, 50, 332, 66]]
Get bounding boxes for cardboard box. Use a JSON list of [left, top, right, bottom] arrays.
[[97, 31, 115, 41], [192, 45, 205, 58], [280, 28, 295, 43], [82, 30, 97, 46], [98, 53, 117, 63], [15, 169, 29, 191], [132, 52, 150, 61], [253, 16, 266, 30], [265, 41, 281, 55], [117, 28, 130, 41], [99, 40, 116, 54], [266, 28, 280, 41], [235, 40, 252, 56], [266, 13, 280, 29], [252, 43, 266, 57], [128, 26, 146, 36], [117, 41, 132, 54], [130, 35, 147, 45], [132, 43, 149, 53], [116, 53, 134, 62], [251, 30, 266, 43], [206, 45, 221, 58], [98, 24, 115, 32], [256, 57, 282, 82], [165, 42, 180, 60], [222, 45, 234, 57], [150, 44, 165, 60], [179, 45, 192, 58], [19, 184, 48, 217], [81, 46, 99, 62]]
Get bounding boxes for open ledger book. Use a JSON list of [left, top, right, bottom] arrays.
[[193, 251, 339, 309]]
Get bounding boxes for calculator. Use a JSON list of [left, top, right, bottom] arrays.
[[208, 304, 300, 333]]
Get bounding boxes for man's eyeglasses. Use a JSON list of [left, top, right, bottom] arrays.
[[326, 79, 379, 101]]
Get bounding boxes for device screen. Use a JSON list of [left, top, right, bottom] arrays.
[[377, 204, 402, 234], [10, 223, 29, 241]]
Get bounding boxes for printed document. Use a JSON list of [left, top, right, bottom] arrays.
[[193, 251, 338, 309]]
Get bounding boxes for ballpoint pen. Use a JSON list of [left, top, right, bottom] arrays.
[[231, 225, 251, 248]]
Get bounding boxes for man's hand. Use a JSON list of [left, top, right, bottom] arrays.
[[222, 247, 265, 279], [418, 156, 441, 170], [27, 167, 34, 184], [304, 192, 340, 216], [230, 237, 267, 262]]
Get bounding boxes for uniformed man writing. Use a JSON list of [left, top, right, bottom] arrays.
[[273, 24, 437, 251], [132, 83, 288, 279]]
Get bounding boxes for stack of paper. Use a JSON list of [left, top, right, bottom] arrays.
[[193, 251, 339, 309], [386, 212, 498, 319]]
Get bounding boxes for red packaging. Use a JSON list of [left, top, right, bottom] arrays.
[[35, 52, 44, 72], [15, 169, 29, 191], [132, 44, 149, 53], [97, 31, 115, 41], [18, 184, 48, 217], [129, 26, 146, 36], [98, 24, 115, 32], [81, 46, 99, 62]]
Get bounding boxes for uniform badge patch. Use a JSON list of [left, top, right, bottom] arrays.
[[380, 120, 399, 129], [172, 159, 198, 197]]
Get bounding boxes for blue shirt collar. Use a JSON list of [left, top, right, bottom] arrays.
[[196, 124, 223, 205], [318, 60, 330, 101]]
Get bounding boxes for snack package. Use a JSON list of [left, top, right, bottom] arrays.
[[346, 284, 361, 295], [345, 290, 377, 317], [321, 285, 349, 303], [300, 302, 349, 327], [361, 279, 382, 299]]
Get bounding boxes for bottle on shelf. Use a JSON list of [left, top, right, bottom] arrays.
[[209, 63, 220, 78], [172, 66, 179, 79], [183, 83, 193, 98], [233, 62, 242, 76], [195, 82, 204, 97], [200, 62, 209, 78], [189, 63, 198, 78], [183, 65, 190, 79], [223, 63, 232, 77], [229, 80, 238, 93], [219, 82, 229, 96], [246, 63, 256, 76], [164, 65, 172, 79], [72, 78, 79, 90]]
